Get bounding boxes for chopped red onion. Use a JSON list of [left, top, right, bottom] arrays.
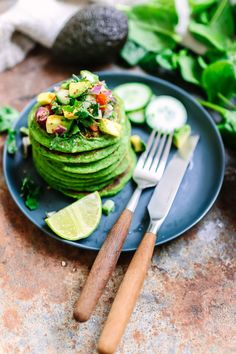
[[53, 124, 67, 135], [90, 84, 102, 95], [35, 107, 49, 128]]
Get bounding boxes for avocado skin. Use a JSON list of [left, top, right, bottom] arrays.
[[52, 5, 128, 64]]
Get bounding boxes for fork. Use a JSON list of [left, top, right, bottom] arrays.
[[73, 130, 173, 322]]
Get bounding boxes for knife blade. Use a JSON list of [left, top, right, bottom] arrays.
[[148, 134, 200, 223]]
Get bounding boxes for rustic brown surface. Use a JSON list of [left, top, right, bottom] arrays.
[[0, 48, 235, 354]]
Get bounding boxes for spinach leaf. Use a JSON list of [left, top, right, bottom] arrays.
[[200, 100, 236, 148], [7, 129, 17, 154], [190, 0, 234, 51], [21, 176, 41, 211], [128, 1, 178, 39], [121, 40, 147, 66], [128, 20, 176, 52], [189, 0, 217, 14], [128, 0, 178, 32], [156, 49, 178, 70], [202, 60, 236, 101], [0, 106, 19, 132], [177, 51, 202, 85]]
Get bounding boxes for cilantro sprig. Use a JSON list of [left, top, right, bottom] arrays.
[[21, 176, 42, 210]]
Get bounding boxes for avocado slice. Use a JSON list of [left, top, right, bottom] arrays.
[[46, 115, 72, 134], [37, 92, 56, 105], [173, 124, 191, 149], [102, 199, 115, 215], [130, 135, 146, 153], [62, 108, 78, 119], [99, 119, 121, 137], [69, 81, 91, 98]]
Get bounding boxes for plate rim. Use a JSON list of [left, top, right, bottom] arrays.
[[3, 70, 225, 252]]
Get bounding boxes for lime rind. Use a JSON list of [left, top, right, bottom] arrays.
[[45, 192, 102, 241]]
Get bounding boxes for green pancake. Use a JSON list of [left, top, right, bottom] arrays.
[[60, 149, 136, 198], [33, 148, 127, 183], [30, 136, 120, 164], [33, 134, 127, 178], [28, 97, 127, 153], [33, 148, 132, 190]]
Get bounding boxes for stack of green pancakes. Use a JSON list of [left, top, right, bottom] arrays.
[[29, 88, 136, 198]]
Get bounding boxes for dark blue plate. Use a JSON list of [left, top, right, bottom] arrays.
[[3, 71, 225, 251]]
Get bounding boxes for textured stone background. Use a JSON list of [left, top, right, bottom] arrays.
[[0, 47, 235, 354]]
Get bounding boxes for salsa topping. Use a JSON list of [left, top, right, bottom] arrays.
[[36, 71, 119, 136]]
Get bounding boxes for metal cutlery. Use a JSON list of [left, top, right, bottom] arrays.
[[74, 130, 173, 322], [97, 135, 199, 354]]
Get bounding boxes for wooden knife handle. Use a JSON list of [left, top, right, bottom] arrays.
[[73, 209, 133, 322], [97, 232, 156, 354]]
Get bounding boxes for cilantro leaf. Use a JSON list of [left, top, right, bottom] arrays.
[[21, 176, 42, 211], [7, 129, 17, 154], [0, 106, 19, 132]]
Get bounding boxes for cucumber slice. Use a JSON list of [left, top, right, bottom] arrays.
[[80, 70, 99, 84], [114, 83, 152, 112], [146, 96, 187, 133], [56, 90, 70, 105], [128, 109, 145, 124]]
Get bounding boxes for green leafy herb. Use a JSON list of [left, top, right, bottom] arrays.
[[7, 129, 17, 154], [189, 0, 217, 15], [202, 60, 236, 101], [127, 1, 179, 40], [128, 20, 176, 52], [156, 49, 178, 70], [72, 74, 80, 82], [177, 51, 202, 85], [121, 40, 147, 66], [190, 0, 234, 51], [20, 126, 29, 136], [200, 100, 236, 148], [119, 0, 236, 147], [0, 106, 19, 132], [51, 101, 63, 115], [77, 109, 95, 127], [21, 176, 41, 210]]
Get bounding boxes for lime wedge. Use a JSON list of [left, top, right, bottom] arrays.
[[45, 192, 102, 240]]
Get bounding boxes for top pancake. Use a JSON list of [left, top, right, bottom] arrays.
[[28, 98, 127, 153]]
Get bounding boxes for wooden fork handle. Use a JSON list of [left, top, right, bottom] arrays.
[[97, 232, 156, 354], [73, 209, 133, 322]]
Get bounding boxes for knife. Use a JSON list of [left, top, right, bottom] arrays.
[[97, 135, 199, 354]]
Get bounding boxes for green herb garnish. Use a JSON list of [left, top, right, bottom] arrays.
[[0, 106, 19, 132], [7, 129, 17, 154], [21, 176, 42, 210], [120, 0, 236, 148]]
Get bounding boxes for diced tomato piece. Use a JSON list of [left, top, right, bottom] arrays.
[[89, 123, 99, 132], [96, 93, 108, 107]]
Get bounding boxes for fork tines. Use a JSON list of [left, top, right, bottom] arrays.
[[137, 131, 173, 175]]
